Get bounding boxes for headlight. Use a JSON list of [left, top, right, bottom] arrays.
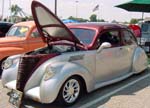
[[2, 58, 19, 69], [44, 66, 55, 81], [2, 59, 13, 69]]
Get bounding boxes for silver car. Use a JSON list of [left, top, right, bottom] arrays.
[[1, 1, 148, 107]]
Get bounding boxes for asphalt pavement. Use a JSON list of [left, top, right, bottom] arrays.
[[0, 70, 150, 108]]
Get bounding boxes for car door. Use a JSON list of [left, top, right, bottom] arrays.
[[121, 29, 138, 68], [95, 30, 131, 84]]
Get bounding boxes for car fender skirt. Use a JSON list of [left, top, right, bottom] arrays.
[[132, 47, 148, 73], [16, 53, 59, 91]]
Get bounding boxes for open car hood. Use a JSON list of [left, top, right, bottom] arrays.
[[31, 1, 81, 45]]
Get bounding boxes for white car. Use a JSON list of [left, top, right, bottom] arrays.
[[1, 1, 148, 107]]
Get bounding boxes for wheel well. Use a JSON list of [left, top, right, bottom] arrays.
[[71, 75, 87, 94], [0, 56, 8, 65], [0, 57, 8, 62], [0, 57, 8, 75]]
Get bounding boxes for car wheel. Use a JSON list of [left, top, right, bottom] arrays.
[[57, 76, 83, 106]]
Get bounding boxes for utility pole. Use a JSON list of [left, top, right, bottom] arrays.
[[1, 0, 4, 20], [9, 0, 13, 22], [55, 0, 57, 15]]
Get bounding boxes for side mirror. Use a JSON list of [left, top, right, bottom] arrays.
[[97, 42, 111, 53]]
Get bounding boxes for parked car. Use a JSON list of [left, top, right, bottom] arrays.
[[0, 22, 13, 37], [1, 1, 148, 107], [139, 22, 150, 53], [0, 21, 45, 75]]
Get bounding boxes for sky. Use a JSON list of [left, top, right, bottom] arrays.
[[0, 0, 150, 22]]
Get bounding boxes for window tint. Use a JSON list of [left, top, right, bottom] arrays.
[[122, 30, 137, 45], [70, 28, 95, 45], [7, 26, 29, 37], [99, 30, 120, 47]]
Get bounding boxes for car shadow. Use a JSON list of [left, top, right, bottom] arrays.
[[21, 70, 150, 108]]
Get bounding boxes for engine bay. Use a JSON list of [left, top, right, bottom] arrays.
[[28, 44, 77, 55]]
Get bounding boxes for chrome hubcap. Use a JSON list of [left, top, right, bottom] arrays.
[[63, 79, 80, 103]]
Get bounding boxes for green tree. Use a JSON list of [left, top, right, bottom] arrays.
[[130, 18, 138, 24], [10, 4, 28, 22], [97, 19, 105, 22], [10, 4, 22, 16], [90, 14, 97, 22]]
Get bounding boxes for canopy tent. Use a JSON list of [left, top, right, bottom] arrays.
[[116, 0, 150, 45], [62, 19, 79, 24], [115, 0, 150, 12], [115, 0, 150, 20]]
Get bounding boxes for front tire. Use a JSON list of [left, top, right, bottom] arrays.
[[57, 76, 83, 106]]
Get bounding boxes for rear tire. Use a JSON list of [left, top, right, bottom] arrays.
[[56, 76, 83, 106]]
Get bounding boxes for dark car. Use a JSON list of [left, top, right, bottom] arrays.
[[0, 22, 13, 37]]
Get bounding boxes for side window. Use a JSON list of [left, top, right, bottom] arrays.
[[98, 30, 120, 48], [31, 28, 40, 38], [122, 30, 137, 45], [7, 26, 28, 37], [70, 28, 95, 45]]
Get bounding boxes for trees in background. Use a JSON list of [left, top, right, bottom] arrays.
[[90, 14, 97, 22], [130, 18, 139, 24], [67, 14, 105, 22], [68, 16, 88, 22]]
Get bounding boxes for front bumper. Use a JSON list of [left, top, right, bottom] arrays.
[[4, 78, 61, 104], [4, 80, 41, 103]]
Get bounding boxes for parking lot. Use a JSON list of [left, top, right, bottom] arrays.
[[0, 69, 150, 108]]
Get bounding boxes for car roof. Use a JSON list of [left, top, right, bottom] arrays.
[[67, 22, 128, 31], [0, 21, 13, 26], [13, 21, 35, 28]]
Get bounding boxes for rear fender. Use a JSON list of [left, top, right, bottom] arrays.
[[132, 47, 148, 73]]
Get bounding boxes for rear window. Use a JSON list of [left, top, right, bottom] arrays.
[[70, 28, 95, 45]]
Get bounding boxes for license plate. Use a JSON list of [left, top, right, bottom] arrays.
[[8, 89, 23, 108]]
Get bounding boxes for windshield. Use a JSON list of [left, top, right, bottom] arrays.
[[6, 26, 29, 37], [70, 28, 95, 45]]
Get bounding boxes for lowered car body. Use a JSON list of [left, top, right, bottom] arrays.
[[1, 1, 148, 107]]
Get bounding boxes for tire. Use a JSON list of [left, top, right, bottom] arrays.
[[56, 76, 83, 106]]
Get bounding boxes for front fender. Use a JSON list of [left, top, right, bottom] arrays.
[[0, 47, 24, 60], [40, 62, 94, 103], [1, 55, 21, 86], [132, 47, 148, 73]]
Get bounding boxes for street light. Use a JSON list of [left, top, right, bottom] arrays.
[[75, 0, 79, 18]]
